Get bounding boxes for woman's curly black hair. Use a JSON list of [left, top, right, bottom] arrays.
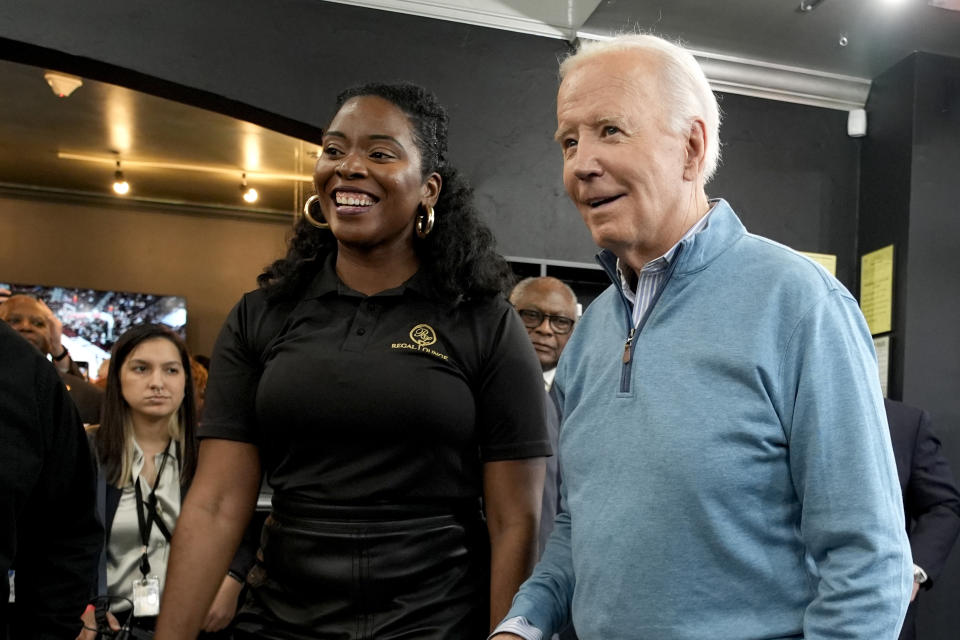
[[257, 82, 513, 302]]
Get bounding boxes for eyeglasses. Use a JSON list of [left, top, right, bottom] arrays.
[[515, 308, 575, 334]]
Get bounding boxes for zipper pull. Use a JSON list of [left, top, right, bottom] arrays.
[[622, 327, 636, 364]]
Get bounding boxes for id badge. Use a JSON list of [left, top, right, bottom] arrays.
[[132, 575, 160, 617]]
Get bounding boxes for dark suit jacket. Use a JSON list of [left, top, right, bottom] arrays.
[[885, 399, 960, 640], [538, 383, 562, 557]]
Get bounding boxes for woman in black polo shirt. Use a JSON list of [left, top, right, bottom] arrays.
[[156, 83, 549, 639]]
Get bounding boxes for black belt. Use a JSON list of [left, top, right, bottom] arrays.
[[271, 493, 482, 522]]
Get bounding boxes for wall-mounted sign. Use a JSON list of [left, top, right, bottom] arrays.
[[798, 251, 837, 276], [860, 245, 894, 335]]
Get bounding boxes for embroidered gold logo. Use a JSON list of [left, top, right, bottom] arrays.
[[391, 324, 448, 361], [409, 324, 437, 347]]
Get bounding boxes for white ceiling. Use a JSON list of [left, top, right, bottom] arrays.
[[323, 0, 605, 39]]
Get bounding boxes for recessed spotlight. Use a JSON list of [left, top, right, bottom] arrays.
[[112, 160, 130, 195], [240, 173, 258, 203]]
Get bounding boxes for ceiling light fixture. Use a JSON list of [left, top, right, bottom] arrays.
[[43, 71, 83, 98], [58, 152, 312, 183], [797, 0, 828, 12], [240, 173, 258, 203], [112, 160, 130, 195]]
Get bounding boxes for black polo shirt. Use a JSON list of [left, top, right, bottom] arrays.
[[200, 258, 550, 503]]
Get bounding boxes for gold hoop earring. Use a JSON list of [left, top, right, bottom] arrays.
[[302, 195, 329, 229], [416, 205, 435, 238]]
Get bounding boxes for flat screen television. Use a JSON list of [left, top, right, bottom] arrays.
[[0, 281, 186, 378]]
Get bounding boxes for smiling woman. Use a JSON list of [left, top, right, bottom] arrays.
[[155, 82, 551, 640], [311, 93, 441, 268], [257, 82, 517, 302]]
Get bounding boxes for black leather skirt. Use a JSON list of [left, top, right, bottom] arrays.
[[232, 495, 490, 640]]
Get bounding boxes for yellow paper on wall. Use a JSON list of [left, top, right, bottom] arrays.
[[860, 245, 894, 335], [798, 251, 837, 276]]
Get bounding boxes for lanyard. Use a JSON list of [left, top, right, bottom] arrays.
[[134, 445, 173, 577]]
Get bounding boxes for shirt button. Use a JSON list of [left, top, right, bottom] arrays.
[[356, 328, 366, 335]]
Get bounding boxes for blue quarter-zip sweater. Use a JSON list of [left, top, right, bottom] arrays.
[[505, 201, 912, 639]]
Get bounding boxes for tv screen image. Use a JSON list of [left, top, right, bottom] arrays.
[[0, 281, 186, 379]]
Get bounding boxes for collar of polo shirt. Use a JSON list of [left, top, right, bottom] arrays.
[[303, 253, 439, 301]]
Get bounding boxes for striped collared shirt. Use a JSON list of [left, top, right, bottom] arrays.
[[617, 208, 713, 328]]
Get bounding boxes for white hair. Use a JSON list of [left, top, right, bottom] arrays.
[[509, 276, 579, 315], [559, 34, 722, 183]]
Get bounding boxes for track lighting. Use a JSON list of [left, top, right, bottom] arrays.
[[240, 173, 258, 203], [112, 160, 130, 195]]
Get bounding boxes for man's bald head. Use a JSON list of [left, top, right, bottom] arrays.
[[0, 295, 52, 354], [510, 277, 579, 371]]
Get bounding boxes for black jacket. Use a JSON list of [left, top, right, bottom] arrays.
[[1, 322, 102, 639], [885, 398, 960, 640], [86, 430, 257, 603], [886, 399, 960, 585]]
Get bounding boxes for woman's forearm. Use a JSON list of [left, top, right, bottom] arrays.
[[154, 440, 260, 639], [488, 519, 539, 629], [483, 458, 545, 630], [155, 498, 250, 637]]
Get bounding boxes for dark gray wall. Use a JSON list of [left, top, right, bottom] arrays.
[[861, 52, 960, 640], [0, 0, 861, 277], [859, 56, 916, 402], [906, 54, 960, 640], [713, 93, 861, 287]]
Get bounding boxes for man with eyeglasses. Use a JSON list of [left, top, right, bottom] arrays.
[[510, 277, 578, 390]]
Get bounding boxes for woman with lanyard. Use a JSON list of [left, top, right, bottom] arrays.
[[79, 324, 254, 638]]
